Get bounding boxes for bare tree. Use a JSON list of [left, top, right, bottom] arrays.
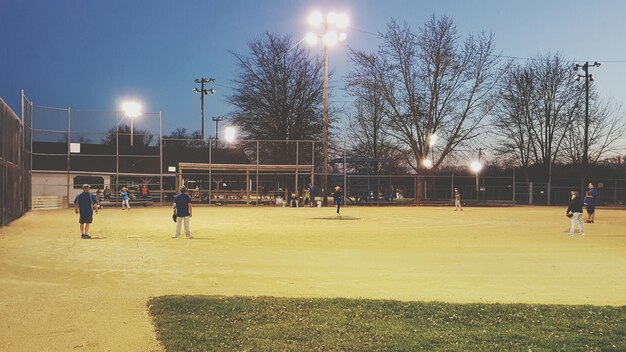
[[163, 128, 206, 148], [562, 97, 626, 167], [229, 32, 325, 163], [492, 54, 586, 204], [492, 63, 534, 184], [347, 16, 503, 174], [346, 91, 406, 174], [102, 124, 155, 147]]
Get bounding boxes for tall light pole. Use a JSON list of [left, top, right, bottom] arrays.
[[471, 148, 485, 201], [212, 116, 224, 146], [574, 61, 600, 186], [193, 78, 216, 141], [306, 10, 349, 205], [121, 101, 141, 146]]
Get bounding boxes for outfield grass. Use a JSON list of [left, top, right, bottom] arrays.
[[149, 295, 626, 352]]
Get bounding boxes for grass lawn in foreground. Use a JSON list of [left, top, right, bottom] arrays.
[[149, 296, 626, 352]]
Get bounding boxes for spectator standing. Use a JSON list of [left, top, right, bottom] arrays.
[[173, 186, 193, 239], [309, 184, 315, 207], [74, 184, 98, 239], [584, 182, 598, 223], [304, 188, 311, 206]]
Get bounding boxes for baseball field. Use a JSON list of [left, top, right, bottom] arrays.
[[0, 205, 624, 351]]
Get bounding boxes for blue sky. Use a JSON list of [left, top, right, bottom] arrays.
[[2, 0, 626, 137]]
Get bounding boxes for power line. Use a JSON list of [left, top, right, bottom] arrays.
[[501, 55, 626, 63]]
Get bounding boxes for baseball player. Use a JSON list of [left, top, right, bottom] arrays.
[[74, 184, 98, 239]]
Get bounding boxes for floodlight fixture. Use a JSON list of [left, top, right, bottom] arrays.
[[122, 101, 142, 118], [323, 31, 339, 46], [308, 11, 323, 26], [470, 161, 483, 173], [224, 126, 236, 143]]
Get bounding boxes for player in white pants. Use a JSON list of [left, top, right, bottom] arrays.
[[566, 191, 585, 236], [454, 188, 462, 211]]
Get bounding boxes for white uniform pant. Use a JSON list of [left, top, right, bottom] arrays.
[[122, 199, 130, 209], [568, 212, 585, 235], [455, 199, 462, 209], [175, 216, 192, 238]]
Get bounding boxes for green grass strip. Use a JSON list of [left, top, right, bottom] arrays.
[[148, 296, 626, 352]]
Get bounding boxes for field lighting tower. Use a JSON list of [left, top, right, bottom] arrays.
[[573, 61, 600, 184], [121, 101, 141, 146], [193, 78, 216, 141], [306, 10, 349, 205], [471, 148, 485, 200]]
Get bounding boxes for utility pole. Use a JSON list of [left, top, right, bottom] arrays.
[[193, 78, 216, 141], [574, 61, 600, 188]]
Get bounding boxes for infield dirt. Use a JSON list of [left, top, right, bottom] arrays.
[[1, 206, 624, 351]]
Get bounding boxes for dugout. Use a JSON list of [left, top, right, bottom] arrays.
[[177, 162, 314, 205]]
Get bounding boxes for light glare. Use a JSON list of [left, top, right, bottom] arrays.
[[327, 12, 338, 25], [308, 11, 323, 26], [429, 134, 438, 147], [422, 159, 433, 169], [305, 32, 318, 45], [338, 32, 347, 41], [224, 126, 236, 143], [336, 13, 349, 28], [323, 31, 339, 46], [122, 101, 142, 118], [470, 161, 483, 173]]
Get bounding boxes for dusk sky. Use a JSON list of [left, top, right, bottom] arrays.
[[2, 0, 626, 138]]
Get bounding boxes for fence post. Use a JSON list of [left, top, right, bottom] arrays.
[[343, 140, 347, 206], [512, 167, 516, 203], [66, 107, 71, 208], [159, 111, 163, 206], [256, 140, 259, 206], [529, 182, 533, 205]]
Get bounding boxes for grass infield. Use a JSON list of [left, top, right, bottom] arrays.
[[149, 296, 626, 352]]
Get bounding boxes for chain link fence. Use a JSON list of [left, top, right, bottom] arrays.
[[1, 94, 32, 226], [23, 102, 626, 208]]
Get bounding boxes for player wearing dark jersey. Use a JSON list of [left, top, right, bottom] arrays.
[[333, 185, 343, 216]]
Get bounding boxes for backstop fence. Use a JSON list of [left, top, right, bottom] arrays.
[[22, 102, 626, 208], [0, 94, 32, 226]]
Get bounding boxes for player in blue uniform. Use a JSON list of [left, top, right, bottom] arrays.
[[74, 184, 98, 239]]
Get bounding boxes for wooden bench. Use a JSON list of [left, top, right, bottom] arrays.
[[32, 196, 68, 210]]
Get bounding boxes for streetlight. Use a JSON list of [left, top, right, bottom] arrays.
[[306, 10, 349, 205], [193, 78, 216, 141], [573, 61, 600, 185], [122, 101, 141, 146]]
